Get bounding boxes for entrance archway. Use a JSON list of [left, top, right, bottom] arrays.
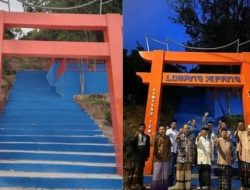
[[0, 11, 122, 175], [137, 50, 250, 174]]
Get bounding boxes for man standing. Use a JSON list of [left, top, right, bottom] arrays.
[[202, 112, 216, 163], [123, 137, 135, 190], [217, 120, 232, 139], [239, 124, 250, 190], [234, 121, 245, 179], [166, 120, 179, 185], [215, 128, 235, 190], [175, 124, 193, 190], [189, 118, 198, 132], [132, 123, 150, 189], [152, 125, 172, 190], [196, 127, 213, 190], [188, 118, 199, 167], [202, 112, 216, 140]]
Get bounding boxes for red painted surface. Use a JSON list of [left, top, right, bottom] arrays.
[[0, 11, 123, 175], [0, 12, 4, 97], [56, 59, 66, 79], [4, 12, 107, 30], [104, 14, 123, 175], [137, 50, 250, 174], [2, 40, 109, 58], [47, 58, 55, 70]]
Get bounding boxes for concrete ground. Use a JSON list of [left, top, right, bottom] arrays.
[[144, 172, 242, 190]]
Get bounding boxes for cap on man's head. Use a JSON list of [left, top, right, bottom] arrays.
[[221, 128, 227, 132], [207, 121, 213, 125], [158, 124, 166, 129], [172, 119, 177, 123], [139, 123, 145, 128], [201, 127, 209, 132], [221, 120, 227, 124]]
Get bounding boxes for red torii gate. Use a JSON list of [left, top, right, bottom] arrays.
[[137, 50, 250, 174], [0, 11, 123, 175]]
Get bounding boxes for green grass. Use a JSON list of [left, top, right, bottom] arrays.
[[77, 94, 109, 105]]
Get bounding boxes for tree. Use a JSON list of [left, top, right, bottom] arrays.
[[170, 0, 250, 52], [169, 0, 249, 117], [22, 0, 121, 14], [20, 0, 122, 42]]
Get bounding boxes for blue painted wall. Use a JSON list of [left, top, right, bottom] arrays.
[[55, 71, 80, 97], [46, 63, 59, 87], [83, 72, 108, 94], [205, 90, 243, 118], [48, 64, 108, 98], [174, 88, 242, 128]]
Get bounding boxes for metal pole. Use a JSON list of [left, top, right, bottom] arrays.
[[236, 39, 240, 53], [99, 0, 103, 14], [146, 36, 150, 51], [7, 0, 10, 12], [166, 38, 169, 51]]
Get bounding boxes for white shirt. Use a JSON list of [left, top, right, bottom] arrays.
[[166, 128, 179, 153], [196, 136, 213, 165]]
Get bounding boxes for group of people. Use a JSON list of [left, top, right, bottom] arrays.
[[124, 112, 250, 190]]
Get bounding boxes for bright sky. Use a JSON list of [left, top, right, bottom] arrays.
[[0, 0, 23, 12], [0, 0, 32, 36]]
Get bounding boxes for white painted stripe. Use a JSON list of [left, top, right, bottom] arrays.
[[0, 160, 116, 167], [0, 150, 115, 156], [0, 135, 105, 137], [0, 171, 122, 179], [0, 142, 112, 146]]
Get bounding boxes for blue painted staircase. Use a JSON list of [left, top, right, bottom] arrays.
[[0, 71, 122, 189]]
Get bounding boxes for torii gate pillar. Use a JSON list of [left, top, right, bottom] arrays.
[[0, 12, 4, 109], [241, 53, 250, 128], [137, 51, 165, 174]]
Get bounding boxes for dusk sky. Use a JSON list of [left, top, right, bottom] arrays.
[[123, 0, 187, 52], [1, 0, 188, 52]]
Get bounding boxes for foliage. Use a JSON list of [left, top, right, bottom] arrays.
[[170, 0, 249, 72], [20, 0, 122, 42], [3, 59, 15, 75], [219, 114, 243, 131], [123, 44, 149, 105], [171, 0, 250, 52], [83, 94, 109, 105], [104, 110, 112, 125], [4, 29, 15, 39], [22, 0, 121, 14], [74, 94, 111, 124], [124, 43, 182, 137]]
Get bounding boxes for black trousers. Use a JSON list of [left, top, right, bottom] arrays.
[[133, 164, 145, 186], [124, 168, 135, 189], [198, 164, 211, 188], [241, 161, 250, 188], [237, 151, 242, 177]]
